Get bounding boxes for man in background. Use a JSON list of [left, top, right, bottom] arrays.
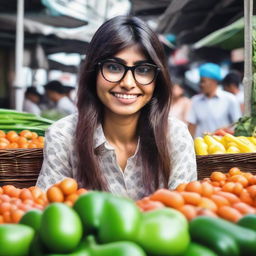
[[23, 87, 42, 115], [222, 70, 244, 113], [44, 80, 77, 116], [187, 63, 241, 137]]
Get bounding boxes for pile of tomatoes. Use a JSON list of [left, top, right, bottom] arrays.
[[0, 178, 87, 224], [0, 130, 44, 149], [0, 185, 47, 224], [137, 167, 256, 223]]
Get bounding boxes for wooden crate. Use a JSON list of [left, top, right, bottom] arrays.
[[196, 153, 256, 180], [0, 148, 43, 188]]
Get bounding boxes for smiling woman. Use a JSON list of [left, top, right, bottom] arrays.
[[36, 15, 197, 200]]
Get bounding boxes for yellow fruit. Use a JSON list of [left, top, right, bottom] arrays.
[[194, 137, 208, 155], [226, 146, 240, 153]]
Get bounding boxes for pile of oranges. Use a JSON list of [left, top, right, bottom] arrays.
[[0, 185, 47, 224], [0, 178, 87, 224], [46, 178, 87, 206], [0, 130, 44, 149], [137, 167, 256, 223]]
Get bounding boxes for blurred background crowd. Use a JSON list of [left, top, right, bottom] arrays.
[[0, 0, 255, 136]]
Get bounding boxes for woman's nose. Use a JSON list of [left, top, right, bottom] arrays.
[[120, 70, 136, 89]]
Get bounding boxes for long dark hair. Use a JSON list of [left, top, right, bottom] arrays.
[[76, 15, 173, 193]]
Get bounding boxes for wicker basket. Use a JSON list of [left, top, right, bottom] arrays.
[[0, 148, 43, 188], [196, 153, 256, 180]]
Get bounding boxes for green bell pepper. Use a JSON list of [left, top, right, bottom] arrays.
[[0, 224, 35, 256], [74, 191, 141, 243], [136, 208, 190, 256], [183, 242, 218, 256], [74, 191, 190, 256], [45, 235, 146, 256]]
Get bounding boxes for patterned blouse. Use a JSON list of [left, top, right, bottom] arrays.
[[36, 113, 197, 200]]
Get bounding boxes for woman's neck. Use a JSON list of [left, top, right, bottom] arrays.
[[102, 112, 139, 145]]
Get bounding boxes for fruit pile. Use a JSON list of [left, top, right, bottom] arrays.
[[0, 178, 87, 224], [194, 134, 256, 155], [137, 167, 256, 223], [0, 130, 45, 149]]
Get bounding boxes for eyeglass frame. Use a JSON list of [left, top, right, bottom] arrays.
[[97, 60, 161, 85]]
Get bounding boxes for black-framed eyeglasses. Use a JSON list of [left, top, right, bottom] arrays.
[[98, 60, 160, 85]]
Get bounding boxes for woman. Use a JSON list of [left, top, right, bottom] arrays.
[[36, 16, 197, 200]]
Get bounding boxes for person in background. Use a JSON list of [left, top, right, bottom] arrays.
[[222, 70, 244, 113], [63, 85, 77, 104], [23, 87, 42, 115], [44, 80, 77, 116], [170, 78, 191, 124], [36, 15, 197, 200], [187, 63, 241, 138]]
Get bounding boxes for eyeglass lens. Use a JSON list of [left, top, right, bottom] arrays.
[[101, 62, 157, 85]]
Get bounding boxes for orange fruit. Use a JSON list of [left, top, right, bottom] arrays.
[[211, 194, 230, 208], [19, 188, 33, 201], [198, 197, 218, 212], [210, 171, 227, 182], [217, 206, 242, 222], [150, 189, 184, 209], [232, 202, 255, 215], [0, 130, 5, 138], [201, 182, 214, 197], [19, 130, 33, 139], [6, 131, 19, 142], [233, 183, 244, 196], [47, 186, 64, 202], [185, 181, 202, 194], [65, 193, 79, 204], [215, 191, 240, 205], [180, 191, 201, 206], [59, 178, 78, 196], [196, 208, 218, 218], [178, 205, 197, 221], [175, 183, 187, 192], [228, 167, 241, 176], [222, 182, 236, 193], [229, 175, 248, 187]]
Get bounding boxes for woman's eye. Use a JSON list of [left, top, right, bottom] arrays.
[[136, 66, 152, 74], [106, 63, 122, 72]]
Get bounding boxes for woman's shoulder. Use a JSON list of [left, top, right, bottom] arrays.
[[47, 113, 78, 136], [168, 114, 188, 131]]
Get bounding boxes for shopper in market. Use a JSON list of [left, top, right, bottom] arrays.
[[36, 15, 197, 200], [23, 86, 42, 115], [43, 80, 77, 116], [187, 63, 242, 138], [222, 70, 244, 113], [170, 78, 191, 124]]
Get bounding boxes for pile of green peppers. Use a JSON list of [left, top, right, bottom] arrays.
[[0, 191, 191, 256], [2, 191, 256, 256]]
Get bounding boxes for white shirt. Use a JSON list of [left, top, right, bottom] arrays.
[[187, 88, 242, 137], [57, 96, 77, 115], [23, 99, 41, 115], [36, 113, 197, 200]]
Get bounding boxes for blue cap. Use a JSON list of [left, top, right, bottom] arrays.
[[199, 63, 222, 81]]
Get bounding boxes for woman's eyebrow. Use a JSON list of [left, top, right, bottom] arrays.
[[110, 57, 150, 65]]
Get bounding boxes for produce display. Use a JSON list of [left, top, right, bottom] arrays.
[[0, 129, 45, 149], [194, 134, 256, 155], [0, 108, 53, 136], [137, 167, 256, 223]]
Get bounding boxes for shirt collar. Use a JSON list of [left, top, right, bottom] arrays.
[[201, 87, 222, 100], [93, 125, 108, 149]]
